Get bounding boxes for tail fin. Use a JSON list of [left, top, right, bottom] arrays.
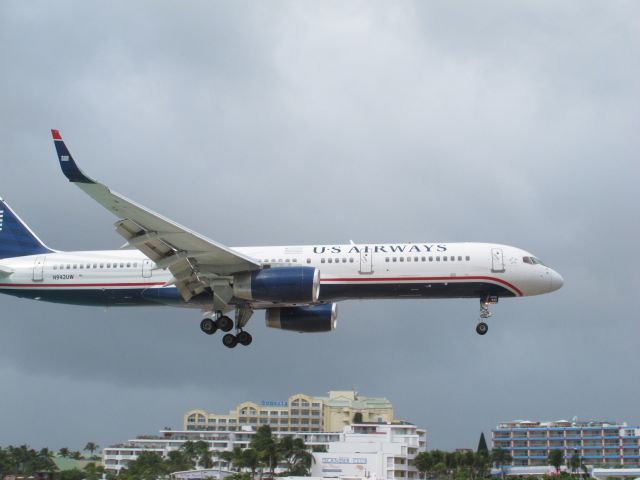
[[0, 198, 53, 259]]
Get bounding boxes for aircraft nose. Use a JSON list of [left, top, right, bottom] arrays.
[[549, 269, 564, 292]]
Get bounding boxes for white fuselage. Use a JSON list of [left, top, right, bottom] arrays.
[[0, 242, 563, 308]]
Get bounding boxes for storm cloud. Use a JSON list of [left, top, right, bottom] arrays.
[[0, 0, 638, 450]]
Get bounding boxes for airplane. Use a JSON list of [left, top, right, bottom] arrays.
[[0, 130, 563, 348]]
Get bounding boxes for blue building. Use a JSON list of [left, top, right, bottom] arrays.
[[492, 420, 640, 467]]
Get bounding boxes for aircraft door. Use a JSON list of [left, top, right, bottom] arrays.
[[359, 246, 373, 274], [33, 256, 45, 282], [491, 248, 505, 273], [142, 259, 153, 278]]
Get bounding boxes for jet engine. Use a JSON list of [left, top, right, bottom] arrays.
[[265, 303, 337, 333], [233, 266, 320, 303]]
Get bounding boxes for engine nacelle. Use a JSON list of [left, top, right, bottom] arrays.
[[233, 267, 320, 303], [265, 303, 337, 333]]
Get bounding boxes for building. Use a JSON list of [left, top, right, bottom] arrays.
[[184, 390, 394, 434], [312, 423, 426, 480], [103, 422, 425, 477], [492, 420, 640, 468]]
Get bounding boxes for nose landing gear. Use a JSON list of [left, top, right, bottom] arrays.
[[476, 296, 498, 335]]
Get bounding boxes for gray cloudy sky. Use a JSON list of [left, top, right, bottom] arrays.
[[1, 0, 639, 452]]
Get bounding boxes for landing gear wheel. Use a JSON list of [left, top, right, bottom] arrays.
[[217, 315, 234, 332], [476, 322, 488, 335], [237, 330, 253, 346], [222, 333, 238, 348], [200, 318, 218, 335]]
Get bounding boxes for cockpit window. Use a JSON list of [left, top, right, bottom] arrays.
[[523, 256, 545, 266]]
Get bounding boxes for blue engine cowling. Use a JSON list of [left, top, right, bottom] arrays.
[[233, 267, 320, 303], [265, 303, 337, 333]]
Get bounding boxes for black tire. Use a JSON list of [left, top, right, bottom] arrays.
[[476, 322, 488, 335], [217, 315, 234, 332], [237, 331, 253, 346], [200, 318, 217, 335], [222, 333, 238, 348]]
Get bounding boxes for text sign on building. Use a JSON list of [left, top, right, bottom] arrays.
[[260, 400, 288, 407], [322, 457, 368, 465]]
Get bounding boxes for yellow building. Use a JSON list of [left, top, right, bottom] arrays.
[[184, 390, 394, 433]]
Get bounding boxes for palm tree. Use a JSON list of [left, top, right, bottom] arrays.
[[548, 449, 563, 475], [84, 443, 99, 457], [58, 447, 71, 458]]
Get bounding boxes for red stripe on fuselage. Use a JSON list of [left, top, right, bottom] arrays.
[[320, 276, 523, 296]]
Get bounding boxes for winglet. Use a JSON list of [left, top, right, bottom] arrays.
[[51, 129, 96, 184]]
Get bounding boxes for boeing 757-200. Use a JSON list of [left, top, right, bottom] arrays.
[[0, 130, 563, 348]]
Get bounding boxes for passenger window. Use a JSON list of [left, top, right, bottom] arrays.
[[133, 263, 137, 268], [73, 264, 78, 269], [429, 256, 433, 262], [385, 257, 390, 262], [321, 258, 326, 264], [349, 258, 354, 263], [421, 256, 426, 262], [466, 256, 470, 261], [93, 263, 98, 268], [100, 264, 104, 268], [443, 256, 447, 262], [342, 258, 347, 263], [107, 263, 111, 268], [306, 258, 311, 264], [53, 265, 57, 270], [66, 264, 71, 269], [414, 256, 419, 262], [392, 257, 397, 262], [293, 258, 297, 263], [400, 257, 404, 262], [450, 256, 454, 261], [407, 257, 411, 262], [328, 258, 333, 263], [285, 259, 290, 263], [436, 256, 440, 262], [458, 256, 462, 261]]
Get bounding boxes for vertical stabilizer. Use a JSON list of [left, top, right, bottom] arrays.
[[0, 198, 53, 259]]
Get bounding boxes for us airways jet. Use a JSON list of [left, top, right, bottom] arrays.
[[0, 130, 563, 348]]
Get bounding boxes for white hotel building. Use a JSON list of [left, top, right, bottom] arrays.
[[103, 422, 426, 479]]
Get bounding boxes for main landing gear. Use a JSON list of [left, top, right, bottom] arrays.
[[476, 296, 498, 336], [200, 310, 253, 348]]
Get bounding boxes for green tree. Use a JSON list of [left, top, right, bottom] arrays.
[[165, 450, 193, 473], [120, 451, 168, 480], [477, 433, 488, 454], [180, 441, 200, 468], [84, 442, 99, 457], [83, 462, 105, 480], [194, 441, 213, 469], [353, 412, 363, 423], [569, 452, 580, 475], [279, 436, 314, 476], [548, 449, 564, 474], [241, 448, 261, 480], [250, 425, 279, 476], [58, 469, 85, 480], [58, 447, 71, 458], [491, 448, 512, 478]]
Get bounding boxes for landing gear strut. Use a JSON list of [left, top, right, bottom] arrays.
[[476, 296, 497, 336]]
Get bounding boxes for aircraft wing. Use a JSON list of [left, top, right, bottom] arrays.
[[51, 129, 261, 302]]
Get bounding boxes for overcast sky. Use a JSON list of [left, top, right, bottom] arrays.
[[1, 0, 639, 452]]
